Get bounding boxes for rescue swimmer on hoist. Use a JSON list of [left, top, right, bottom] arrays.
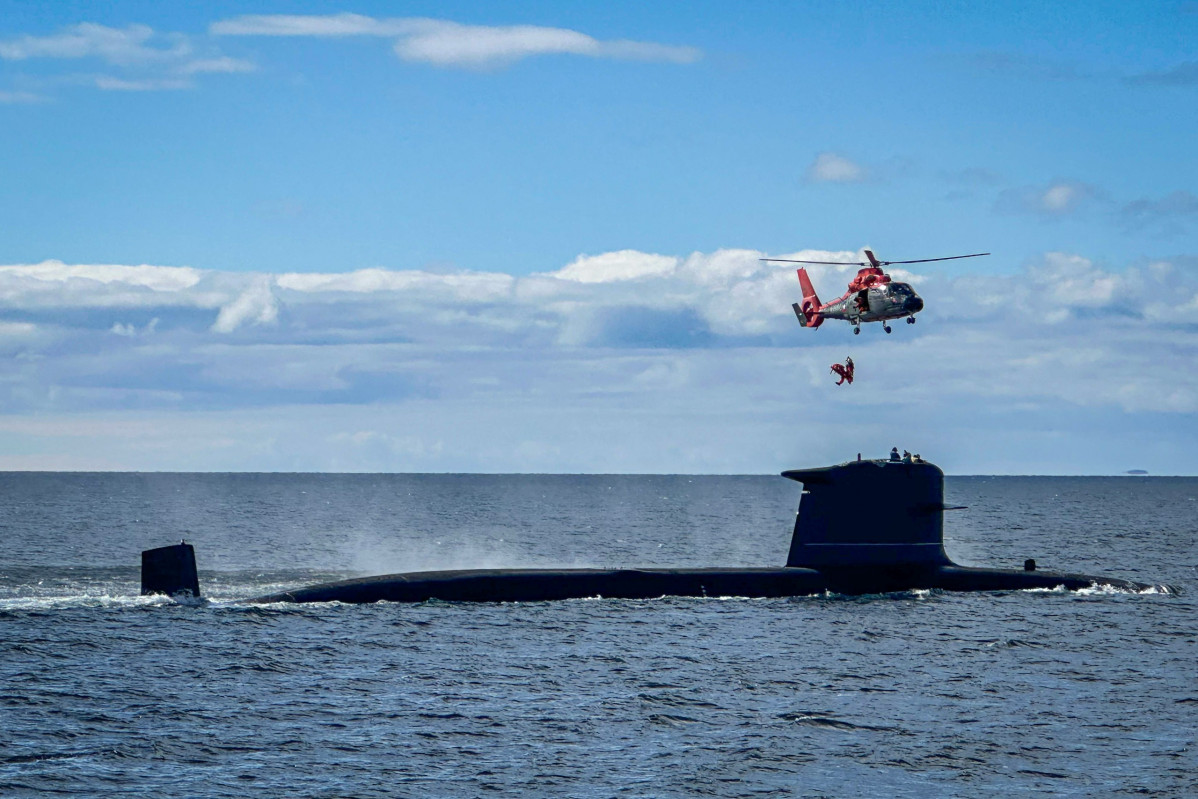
[[830, 356, 854, 386]]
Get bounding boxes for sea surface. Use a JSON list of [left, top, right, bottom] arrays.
[[0, 473, 1194, 798]]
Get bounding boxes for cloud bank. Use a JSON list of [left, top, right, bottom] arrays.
[[0, 248, 1194, 473]]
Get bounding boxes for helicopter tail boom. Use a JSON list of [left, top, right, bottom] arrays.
[[795, 268, 824, 328]]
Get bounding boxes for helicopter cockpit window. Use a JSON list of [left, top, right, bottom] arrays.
[[889, 284, 913, 297]]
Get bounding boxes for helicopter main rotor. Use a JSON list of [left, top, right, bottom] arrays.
[[761, 250, 989, 266]]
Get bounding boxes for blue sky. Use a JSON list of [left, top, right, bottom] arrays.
[[1, 2, 1196, 473]]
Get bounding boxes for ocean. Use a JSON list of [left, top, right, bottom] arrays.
[[1, 472, 1194, 798]]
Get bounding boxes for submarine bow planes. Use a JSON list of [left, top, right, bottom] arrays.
[[142, 456, 1168, 604]]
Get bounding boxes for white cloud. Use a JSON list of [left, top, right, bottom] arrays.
[[209, 13, 410, 37], [212, 277, 279, 333], [0, 23, 171, 64], [1032, 252, 1119, 307], [390, 21, 700, 68], [0, 89, 43, 103], [934, 251, 1198, 329], [805, 152, 866, 183], [110, 318, 159, 337], [0, 260, 205, 305], [0, 22, 254, 94], [211, 13, 701, 69], [393, 21, 599, 67], [551, 251, 678, 283], [176, 56, 256, 76], [276, 267, 514, 302], [0, 321, 37, 336], [995, 180, 1100, 216], [0, 260, 201, 287], [93, 75, 192, 92], [1040, 184, 1077, 211], [0, 249, 1195, 473], [2, 14, 688, 98]]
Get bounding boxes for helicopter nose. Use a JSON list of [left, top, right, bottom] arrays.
[[907, 296, 924, 313]]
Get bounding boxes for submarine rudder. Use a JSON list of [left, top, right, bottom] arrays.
[[141, 541, 200, 599]]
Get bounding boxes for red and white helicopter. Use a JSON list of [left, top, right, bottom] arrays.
[[762, 249, 988, 334]]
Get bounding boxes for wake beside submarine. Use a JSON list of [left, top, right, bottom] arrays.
[[141, 457, 1170, 604]]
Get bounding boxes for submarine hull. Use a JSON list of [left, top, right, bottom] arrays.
[[141, 458, 1168, 604], [249, 567, 828, 604], [245, 564, 1154, 604]]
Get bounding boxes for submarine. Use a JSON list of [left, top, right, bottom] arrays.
[[141, 457, 1168, 604]]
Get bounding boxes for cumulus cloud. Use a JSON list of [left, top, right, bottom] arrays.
[[0, 248, 1194, 472], [0, 260, 207, 308], [211, 13, 701, 69], [276, 267, 514, 302], [551, 251, 678, 283], [805, 152, 866, 183], [0, 22, 254, 94], [935, 251, 1172, 323]]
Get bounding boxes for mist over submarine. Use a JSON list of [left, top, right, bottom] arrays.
[[141, 457, 1170, 604]]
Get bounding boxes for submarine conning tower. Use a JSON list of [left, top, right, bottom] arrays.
[[783, 459, 952, 569]]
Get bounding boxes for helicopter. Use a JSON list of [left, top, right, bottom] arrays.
[[761, 249, 989, 334]]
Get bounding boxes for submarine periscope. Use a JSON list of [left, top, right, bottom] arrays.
[[141, 457, 1169, 604]]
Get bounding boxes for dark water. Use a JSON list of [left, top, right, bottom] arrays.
[[1, 473, 1194, 798]]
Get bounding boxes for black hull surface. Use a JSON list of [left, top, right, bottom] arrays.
[[141, 458, 1171, 605], [245, 565, 1153, 604]]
